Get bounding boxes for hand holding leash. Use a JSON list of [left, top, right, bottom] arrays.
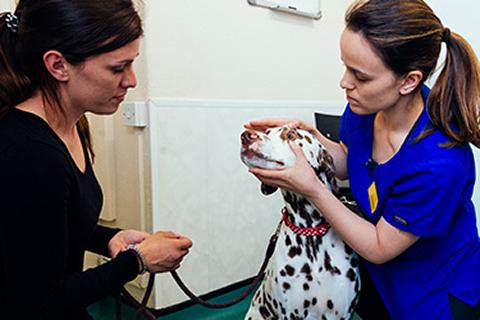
[[108, 229, 150, 258], [118, 222, 282, 319], [136, 231, 193, 273]]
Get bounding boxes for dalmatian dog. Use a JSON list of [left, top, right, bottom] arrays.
[[240, 125, 360, 320]]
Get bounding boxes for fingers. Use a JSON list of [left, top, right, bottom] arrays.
[[244, 119, 289, 131], [159, 230, 182, 238], [172, 236, 193, 252], [289, 141, 307, 158], [290, 120, 319, 133], [163, 232, 192, 246], [129, 231, 150, 243], [286, 120, 303, 128], [149, 231, 193, 250], [138, 231, 151, 238], [176, 250, 190, 262], [249, 167, 285, 179], [244, 119, 320, 140], [109, 244, 125, 258], [114, 230, 150, 246], [137, 234, 192, 273], [249, 168, 288, 189], [157, 245, 190, 272], [162, 261, 182, 273], [178, 238, 193, 250]]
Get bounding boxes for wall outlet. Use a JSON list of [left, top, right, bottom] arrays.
[[121, 101, 147, 127]]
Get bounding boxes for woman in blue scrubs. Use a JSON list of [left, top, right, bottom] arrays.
[[246, 0, 480, 319]]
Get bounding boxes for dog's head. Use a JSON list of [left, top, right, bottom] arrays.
[[240, 125, 337, 195]]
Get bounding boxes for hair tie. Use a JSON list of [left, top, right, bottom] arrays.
[[5, 12, 19, 33], [442, 27, 451, 43]]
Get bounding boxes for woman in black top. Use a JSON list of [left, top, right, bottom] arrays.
[[0, 1, 193, 319]]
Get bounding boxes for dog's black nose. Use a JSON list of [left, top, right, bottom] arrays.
[[241, 130, 259, 146]]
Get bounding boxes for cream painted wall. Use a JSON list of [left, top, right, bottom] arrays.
[[143, 0, 351, 102], [0, 0, 14, 11]]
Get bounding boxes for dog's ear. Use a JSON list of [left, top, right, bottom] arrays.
[[318, 148, 339, 194], [261, 183, 278, 195]]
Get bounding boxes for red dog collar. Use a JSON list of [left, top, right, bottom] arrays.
[[282, 207, 330, 237]]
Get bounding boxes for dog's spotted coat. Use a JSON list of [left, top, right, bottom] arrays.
[[241, 126, 360, 320]]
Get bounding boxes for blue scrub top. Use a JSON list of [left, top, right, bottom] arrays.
[[339, 85, 480, 319]]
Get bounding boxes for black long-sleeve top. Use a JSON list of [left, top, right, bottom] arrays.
[[0, 108, 139, 319]]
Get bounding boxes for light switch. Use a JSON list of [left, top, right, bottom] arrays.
[[121, 101, 147, 127]]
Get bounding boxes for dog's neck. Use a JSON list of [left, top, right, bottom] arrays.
[[282, 190, 327, 228]]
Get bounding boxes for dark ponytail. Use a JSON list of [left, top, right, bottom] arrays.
[[427, 31, 480, 147], [346, 0, 480, 147]]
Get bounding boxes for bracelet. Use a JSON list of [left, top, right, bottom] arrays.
[[127, 244, 148, 275]]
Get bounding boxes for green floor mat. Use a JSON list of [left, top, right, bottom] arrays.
[[158, 286, 252, 320], [88, 284, 253, 320], [88, 287, 362, 319]]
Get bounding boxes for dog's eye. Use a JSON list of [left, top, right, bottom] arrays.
[[287, 131, 297, 140]]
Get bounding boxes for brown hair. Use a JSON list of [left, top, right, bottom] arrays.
[[0, 0, 144, 157], [345, 0, 480, 147]]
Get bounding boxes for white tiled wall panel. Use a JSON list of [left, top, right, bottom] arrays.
[[148, 99, 342, 307]]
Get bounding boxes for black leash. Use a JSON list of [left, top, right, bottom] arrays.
[[116, 220, 282, 318], [119, 274, 156, 320]]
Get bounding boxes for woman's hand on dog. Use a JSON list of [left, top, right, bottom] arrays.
[[244, 118, 322, 140], [245, 118, 348, 180], [249, 142, 327, 200]]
